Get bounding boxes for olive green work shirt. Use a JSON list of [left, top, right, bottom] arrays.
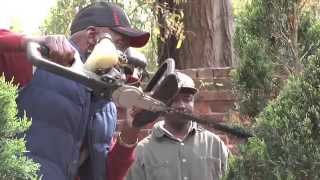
[[126, 121, 229, 180]]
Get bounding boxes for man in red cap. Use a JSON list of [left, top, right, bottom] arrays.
[[69, 2, 149, 53], [14, 2, 150, 180]]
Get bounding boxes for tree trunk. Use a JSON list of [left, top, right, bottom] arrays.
[[179, 0, 234, 69], [157, 0, 235, 69]]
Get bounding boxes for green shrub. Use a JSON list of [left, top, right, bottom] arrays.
[[0, 76, 39, 180], [232, 33, 274, 117], [233, 1, 320, 119], [232, 0, 280, 118], [225, 50, 320, 180]]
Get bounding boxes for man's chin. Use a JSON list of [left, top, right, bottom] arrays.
[[167, 116, 190, 126]]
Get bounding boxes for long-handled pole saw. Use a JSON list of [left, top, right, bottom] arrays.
[[26, 42, 253, 138]]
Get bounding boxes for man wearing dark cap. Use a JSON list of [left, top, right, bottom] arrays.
[[69, 2, 149, 52], [17, 2, 149, 180]]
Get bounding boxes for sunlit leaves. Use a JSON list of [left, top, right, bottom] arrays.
[[40, 0, 94, 35], [156, 1, 184, 44], [173, 0, 186, 4]]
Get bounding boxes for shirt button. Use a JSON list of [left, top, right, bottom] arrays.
[[182, 158, 187, 163], [183, 177, 188, 180], [180, 142, 184, 146]]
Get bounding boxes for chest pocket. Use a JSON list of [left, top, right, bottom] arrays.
[[145, 160, 170, 180], [205, 157, 222, 180]]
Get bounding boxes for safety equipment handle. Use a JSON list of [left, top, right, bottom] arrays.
[[26, 42, 170, 111], [26, 41, 121, 98]]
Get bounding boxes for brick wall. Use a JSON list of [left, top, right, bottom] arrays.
[[117, 67, 246, 154]]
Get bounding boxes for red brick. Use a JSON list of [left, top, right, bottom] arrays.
[[197, 68, 214, 79], [213, 67, 232, 78], [179, 69, 198, 79], [197, 90, 235, 101], [198, 112, 227, 124], [195, 101, 211, 114], [204, 112, 227, 122], [196, 78, 233, 90], [182, 67, 232, 78], [208, 100, 235, 113]]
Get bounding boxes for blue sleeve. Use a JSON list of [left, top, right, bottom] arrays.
[[81, 99, 117, 180], [91, 100, 117, 152]]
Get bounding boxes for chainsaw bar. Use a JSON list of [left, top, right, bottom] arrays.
[[132, 73, 180, 127], [166, 109, 254, 138]]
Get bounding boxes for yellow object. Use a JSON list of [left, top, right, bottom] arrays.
[[84, 37, 119, 72]]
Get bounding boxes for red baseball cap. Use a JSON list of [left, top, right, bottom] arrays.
[[70, 2, 150, 48]]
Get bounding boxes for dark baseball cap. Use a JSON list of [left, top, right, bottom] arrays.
[[70, 2, 150, 48]]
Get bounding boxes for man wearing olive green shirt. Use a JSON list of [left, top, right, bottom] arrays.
[[126, 72, 229, 180]]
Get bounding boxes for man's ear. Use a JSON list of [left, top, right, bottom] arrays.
[[86, 26, 98, 50]]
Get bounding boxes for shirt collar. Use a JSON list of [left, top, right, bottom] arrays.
[[152, 120, 197, 140]]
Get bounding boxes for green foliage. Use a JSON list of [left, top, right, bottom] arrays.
[[0, 76, 39, 180], [232, 25, 275, 117], [224, 138, 272, 180], [9, 17, 23, 33], [232, 0, 320, 118], [299, 11, 320, 64], [228, 1, 320, 179], [232, 0, 251, 16], [225, 50, 320, 179], [155, 2, 184, 44], [40, 0, 94, 35], [122, 0, 159, 72], [232, 0, 277, 117]]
